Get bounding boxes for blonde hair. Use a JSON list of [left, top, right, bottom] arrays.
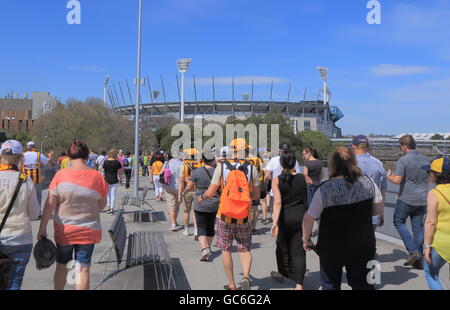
[[108, 149, 118, 159], [0, 154, 23, 166]]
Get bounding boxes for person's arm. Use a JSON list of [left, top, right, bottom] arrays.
[[424, 190, 439, 264], [27, 182, 41, 220], [302, 191, 323, 250], [185, 180, 195, 192], [251, 166, 261, 200], [178, 165, 186, 201], [149, 164, 154, 182], [387, 159, 404, 184], [270, 177, 281, 237], [37, 193, 57, 240]]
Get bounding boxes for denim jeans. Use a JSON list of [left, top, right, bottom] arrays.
[[424, 248, 448, 290], [0, 244, 33, 290], [393, 200, 426, 255]]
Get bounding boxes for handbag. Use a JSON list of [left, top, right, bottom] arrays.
[[0, 174, 26, 290]]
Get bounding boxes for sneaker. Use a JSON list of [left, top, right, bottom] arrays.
[[404, 252, 420, 266], [312, 229, 319, 237], [270, 271, 284, 283], [200, 249, 209, 262], [224, 284, 237, 290], [241, 277, 251, 290], [412, 259, 424, 270], [170, 225, 177, 232], [182, 230, 190, 237]]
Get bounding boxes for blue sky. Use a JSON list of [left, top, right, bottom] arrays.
[[1, 0, 449, 135]]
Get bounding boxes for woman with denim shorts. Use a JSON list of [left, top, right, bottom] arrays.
[[38, 140, 108, 290], [0, 140, 40, 290]]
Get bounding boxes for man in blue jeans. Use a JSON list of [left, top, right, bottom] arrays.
[[387, 135, 430, 269]]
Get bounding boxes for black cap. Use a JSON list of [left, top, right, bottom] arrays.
[[33, 237, 57, 270], [279, 142, 290, 151], [352, 135, 370, 148]]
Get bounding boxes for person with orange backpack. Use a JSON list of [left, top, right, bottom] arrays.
[[198, 138, 260, 290], [178, 148, 202, 238]]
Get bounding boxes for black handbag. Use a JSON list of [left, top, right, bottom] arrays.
[[0, 174, 25, 290]]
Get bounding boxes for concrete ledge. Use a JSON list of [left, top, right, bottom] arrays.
[[375, 232, 404, 247]]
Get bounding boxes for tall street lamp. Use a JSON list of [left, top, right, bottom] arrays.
[[177, 59, 192, 122], [104, 76, 110, 107], [134, 0, 143, 199], [317, 66, 328, 123]]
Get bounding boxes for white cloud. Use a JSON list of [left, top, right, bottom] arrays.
[[383, 78, 450, 105], [371, 64, 434, 76], [190, 76, 288, 86], [67, 66, 108, 73]]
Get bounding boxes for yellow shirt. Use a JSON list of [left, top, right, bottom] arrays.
[[248, 157, 264, 182], [432, 184, 450, 263], [61, 157, 71, 169], [152, 161, 163, 175]]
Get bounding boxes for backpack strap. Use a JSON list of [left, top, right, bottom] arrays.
[[203, 166, 213, 181]]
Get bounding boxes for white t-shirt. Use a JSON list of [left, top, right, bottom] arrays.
[[0, 171, 40, 245], [264, 156, 303, 196], [95, 155, 106, 170], [23, 151, 48, 169]]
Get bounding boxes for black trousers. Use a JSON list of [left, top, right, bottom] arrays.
[[194, 211, 216, 237], [276, 228, 306, 285], [320, 256, 375, 290], [124, 169, 132, 188]]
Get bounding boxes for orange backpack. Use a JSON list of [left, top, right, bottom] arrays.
[[219, 160, 252, 220]]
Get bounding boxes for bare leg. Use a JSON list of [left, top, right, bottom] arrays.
[[206, 236, 214, 248], [261, 198, 268, 220], [198, 236, 208, 250], [239, 251, 252, 279], [183, 211, 190, 229], [294, 284, 304, 290], [54, 263, 68, 290], [221, 251, 235, 288], [169, 210, 178, 225], [75, 266, 90, 290]]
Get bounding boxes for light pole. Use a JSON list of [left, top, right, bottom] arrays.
[[134, 0, 143, 199], [103, 76, 110, 107], [317, 66, 328, 123], [177, 59, 192, 122]]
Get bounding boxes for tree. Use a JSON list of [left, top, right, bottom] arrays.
[[297, 130, 333, 162], [430, 134, 444, 140], [31, 98, 138, 154]]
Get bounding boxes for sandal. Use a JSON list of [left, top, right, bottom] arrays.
[[224, 284, 237, 290], [241, 277, 251, 290]]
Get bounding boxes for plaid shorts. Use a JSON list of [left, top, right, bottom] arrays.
[[214, 218, 252, 253]]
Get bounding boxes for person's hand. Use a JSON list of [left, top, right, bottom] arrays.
[[37, 229, 47, 241], [379, 214, 384, 227], [270, 225, 278, 237], [424, 247, 432, 264], [178, 194, 183, 202], [303, 240, 313, 252]]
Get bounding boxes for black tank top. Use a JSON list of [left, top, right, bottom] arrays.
[[277, 173, 307, 230]]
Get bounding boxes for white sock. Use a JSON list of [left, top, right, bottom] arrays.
[[194, 228, 198, 235], [171, 224, 176, 228]]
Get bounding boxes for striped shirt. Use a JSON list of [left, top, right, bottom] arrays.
[[49, 169, 108, 245]]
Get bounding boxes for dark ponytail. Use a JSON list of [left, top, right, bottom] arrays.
[[305, 147, 320, 160], [279, 150, 297, 184]]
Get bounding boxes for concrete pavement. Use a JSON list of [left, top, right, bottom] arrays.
[[21, 176, 449, 290]]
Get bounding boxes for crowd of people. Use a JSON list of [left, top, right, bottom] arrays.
[[0, 134, 449, 291]]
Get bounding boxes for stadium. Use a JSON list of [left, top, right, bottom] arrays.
[[109, 74, 345, 139]]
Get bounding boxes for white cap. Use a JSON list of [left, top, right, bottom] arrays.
[[27, 141, 36, 148], [220, 146, 230, 156], [1, 140, 23, 155]]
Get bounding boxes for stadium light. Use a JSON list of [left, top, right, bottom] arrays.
[[103, 75, 110, 107], [317, 66, 329, 123], [177, 58, 192, 122]]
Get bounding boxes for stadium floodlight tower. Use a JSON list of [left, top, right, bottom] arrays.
[[317, 66, 329, 123], [177, 58, 192, 122], [103, 76, 110, 107]]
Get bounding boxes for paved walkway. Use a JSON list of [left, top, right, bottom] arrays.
[[22, 177, 449, 290]]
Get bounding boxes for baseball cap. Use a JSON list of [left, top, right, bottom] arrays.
[[422, 157, 450, 174], [183, 148, 199, 156], [1, 140, 23, 155], [352, 135, 370, 148], [230, 138, 250, 151], [27, 141, 36, 148], [220, 146, 230, 156], [279, 142, 290, 151]]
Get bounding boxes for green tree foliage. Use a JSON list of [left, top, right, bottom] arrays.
[[430, 134, 444, 140], [31, 98, 148, 154], [297, 130, 333, 162]]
